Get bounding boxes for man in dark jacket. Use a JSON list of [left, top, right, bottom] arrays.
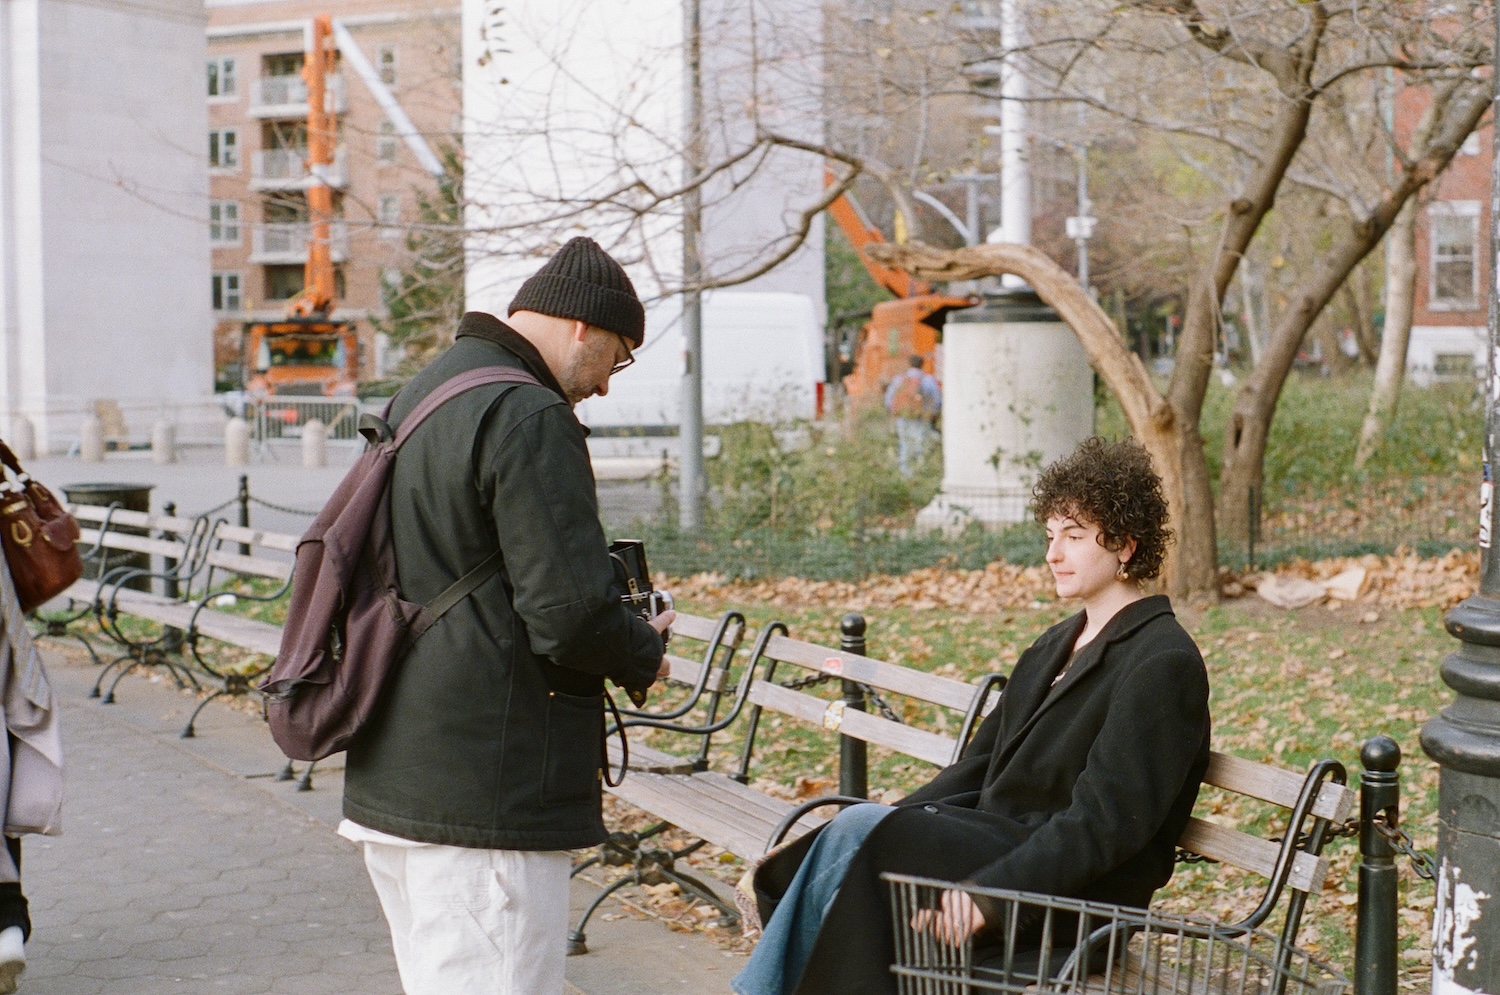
[[339, 238, 673, 995]]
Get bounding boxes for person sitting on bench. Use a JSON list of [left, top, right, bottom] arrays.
[[733, 436, 1212, 995]]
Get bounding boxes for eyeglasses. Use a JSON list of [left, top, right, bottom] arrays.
[[610, 337, 635, 375]]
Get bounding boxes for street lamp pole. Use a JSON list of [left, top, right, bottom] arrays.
[[678, 0, 704, 532], [1420, 14, 1500, 989]]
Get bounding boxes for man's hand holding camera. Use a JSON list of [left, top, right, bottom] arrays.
[[648, 609, 676, 680]]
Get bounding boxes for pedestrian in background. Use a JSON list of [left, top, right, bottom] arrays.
[[0, 552, 65, 995], [339, 237, 673, 995], [884, 354, 941, 478]]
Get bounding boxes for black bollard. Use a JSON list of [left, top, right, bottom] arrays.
[[1356, 735, 1400, 995], [838, 613, 868, 800], [236, 474, 251, 555]]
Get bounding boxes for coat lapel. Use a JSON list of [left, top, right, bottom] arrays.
[[993, 596, 1175, 765]]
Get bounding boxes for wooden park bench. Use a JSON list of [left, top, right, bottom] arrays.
[[580, 609, 1361, 990], [35, 502, 216, 673], [573, 613, 1006, 954]]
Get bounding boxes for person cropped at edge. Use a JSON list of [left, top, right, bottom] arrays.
[[338, 237, 674, 995], [0, 537, 65, 995], [733, 436, 1212, 995]]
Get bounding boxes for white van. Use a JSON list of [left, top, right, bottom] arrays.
[[575, 290, 826, 431]]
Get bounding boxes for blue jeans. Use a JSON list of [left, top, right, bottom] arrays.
[[895, 418, 931, 478], [732, 804, 894, 995]]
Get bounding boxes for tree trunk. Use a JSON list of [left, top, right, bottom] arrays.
[[1345, 264, 1379, 366], [1354, 200, 1417, 468], [865, 241, 1218, 599]]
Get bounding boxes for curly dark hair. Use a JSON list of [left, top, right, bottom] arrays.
[[1031, 437, 1172, 582]]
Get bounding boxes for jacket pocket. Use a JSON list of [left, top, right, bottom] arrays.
[[541, 689, 604, 808]]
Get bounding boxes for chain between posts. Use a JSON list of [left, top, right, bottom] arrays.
[[777, 673, 904, 724], [1177, 813, 1436, 880]]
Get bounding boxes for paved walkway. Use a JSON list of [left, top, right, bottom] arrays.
[[17, 642, 740, 994]]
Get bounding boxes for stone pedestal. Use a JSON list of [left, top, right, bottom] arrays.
[[916, 290, 1093, 533]]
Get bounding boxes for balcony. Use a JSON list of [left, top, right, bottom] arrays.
[[249, 222, 351, 265], [249, 73, 347, 119], [249, 146, 348, 192]]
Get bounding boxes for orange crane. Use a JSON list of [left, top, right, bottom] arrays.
[[828, 168, 977, 406], [243, 14, 358, 400]]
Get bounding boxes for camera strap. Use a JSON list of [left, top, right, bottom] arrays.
[[602, 690, 629, 787]]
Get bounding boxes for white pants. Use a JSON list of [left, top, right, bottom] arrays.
[[358, 838, 571, 995]]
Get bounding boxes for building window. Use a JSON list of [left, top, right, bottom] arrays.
[[265, 265, 304, 301], [208, 57, 237, 98], [210, 201, 240, 245], [1430, 201, 1480, 309], [376, 120, 399, 163], [209, 129, 240, 170], [377, 44, 398, 86], [212, 272, 242, 312], [378, 194, 401, 238]]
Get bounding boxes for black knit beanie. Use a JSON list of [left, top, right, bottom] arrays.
[[507, 237, 646, 346]]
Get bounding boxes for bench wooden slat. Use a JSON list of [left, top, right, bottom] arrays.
[[762, 632, 979, 713], [664, 654, 727, 694], [66, 506, 202, 536], [204, 550, 292, 582], [607, 739, 826, 858], [210, 524, 300, 553], [75, 528, 195, 560], [672, 611, 743, 647], [1178, 817, 1329, 894], [749, 681, 957, 767], [1203, 752, 1352, 824]]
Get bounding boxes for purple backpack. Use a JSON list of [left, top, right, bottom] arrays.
[[260, 366, 541, 761]]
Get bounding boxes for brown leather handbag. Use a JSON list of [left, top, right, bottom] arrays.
[[0, 440, 83, 613]]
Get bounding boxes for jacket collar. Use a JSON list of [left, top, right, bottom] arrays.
[[997, 594, 1175, 759], [455, 311, 567, 400]]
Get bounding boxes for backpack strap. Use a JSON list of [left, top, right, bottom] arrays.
[[389, 365, 543, 630], [412, 549, 503, 637], [393, 366, 544, 449]]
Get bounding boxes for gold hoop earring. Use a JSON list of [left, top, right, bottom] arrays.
[[1116, 562, 1130, 581]]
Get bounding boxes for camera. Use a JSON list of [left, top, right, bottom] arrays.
[[608, 539, 673, 706]]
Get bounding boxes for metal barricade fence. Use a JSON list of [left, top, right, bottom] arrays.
[[250, 398, 365, 442], [885, 874, 1349, 995]]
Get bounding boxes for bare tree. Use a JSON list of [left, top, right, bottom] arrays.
[[1354, 198, 1418, 468], [871, 0, 1494, 596]]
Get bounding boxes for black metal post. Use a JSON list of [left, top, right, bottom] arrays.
[[162, 501, 180, 601], [161, 501, 183, 652], [839, 613, 868, 800], [1357, 735, 1400, 995], [236, 474, 251, 555], [1421, 18, 1500, 990]]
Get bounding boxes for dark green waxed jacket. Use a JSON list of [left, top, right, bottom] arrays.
[[342, 314, 663, 851]]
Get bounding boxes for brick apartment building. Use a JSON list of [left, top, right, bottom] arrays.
[[1397, 83, 1494, 386], [205, 1, 460, 389]]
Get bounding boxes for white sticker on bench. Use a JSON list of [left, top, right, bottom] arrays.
[[822, 699, 846, 731]]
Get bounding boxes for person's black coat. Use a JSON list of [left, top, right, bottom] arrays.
[[760, 594, 1211, 995], [343, 315, 663, 851]]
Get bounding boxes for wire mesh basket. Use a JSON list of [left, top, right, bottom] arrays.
[[885, 874, 1350, 995]]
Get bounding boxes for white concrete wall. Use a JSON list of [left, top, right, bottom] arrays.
[[462, 0, 825, 398], [917, 303, 1093, 530], [1408, 325, 1486, 388], [0, 0, 213, 452]]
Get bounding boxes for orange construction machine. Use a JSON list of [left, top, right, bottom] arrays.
[[828, 170, 976, 406], [243, 15, 358, 400]]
